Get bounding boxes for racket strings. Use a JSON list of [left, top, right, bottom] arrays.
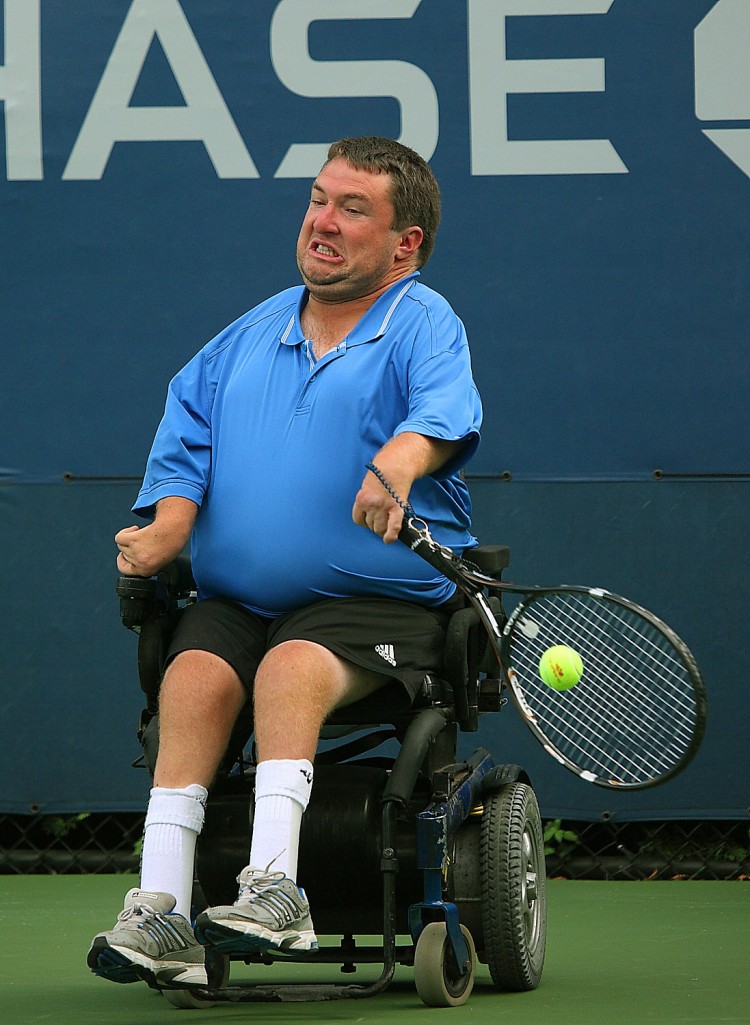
[[527, 596, 693, 728], [544, 597, 697, 738], [507, 592, 702, 786], [531, 676, 670, 784], [515, 607, 678, 752], [518, 632, 689, 780]]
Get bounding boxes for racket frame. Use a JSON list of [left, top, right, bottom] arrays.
[[399, 518, 707, 790]]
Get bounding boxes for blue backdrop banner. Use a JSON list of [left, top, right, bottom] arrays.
[[2, 0, 747, 817]]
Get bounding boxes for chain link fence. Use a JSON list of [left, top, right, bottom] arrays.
[[2, 812, 748, 880], [0, 813, 143, 875], [542, 818, 750, 880]]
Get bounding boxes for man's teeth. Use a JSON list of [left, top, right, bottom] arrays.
[[315, 244, 337, 256]]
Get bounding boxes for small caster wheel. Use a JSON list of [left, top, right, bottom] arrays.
[[414, 922, 476, 1007], [163, 950, 229, 1009]]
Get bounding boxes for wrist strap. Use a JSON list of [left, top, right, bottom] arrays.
[[365, 462, 416, 519]]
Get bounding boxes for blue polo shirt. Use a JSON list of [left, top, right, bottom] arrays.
[[134, 273, 482, 615]]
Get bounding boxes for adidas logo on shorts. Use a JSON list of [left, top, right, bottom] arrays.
[[375, 643, 397, 667]]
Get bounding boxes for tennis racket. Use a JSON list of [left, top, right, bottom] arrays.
[[399, 517, 707, 791]]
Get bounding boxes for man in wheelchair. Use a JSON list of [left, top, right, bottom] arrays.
[[87, 135, 483, 993]]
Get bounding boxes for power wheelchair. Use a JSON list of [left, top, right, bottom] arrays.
[[117, 542, 547, 1009]]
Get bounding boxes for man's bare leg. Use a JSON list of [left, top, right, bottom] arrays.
[[253, 639, 385, 762], [249, 638, 386, 877], [88, 650, 249, 986], [139, 651, 247, 917], [155, 650, 247, 788], [195, 639, 389, 955]]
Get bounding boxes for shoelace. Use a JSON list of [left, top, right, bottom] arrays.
[[116, 900, 157, 924], [236, 868, 287, 902]]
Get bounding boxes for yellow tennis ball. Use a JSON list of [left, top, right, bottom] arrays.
[[539, 645, 583, 690]]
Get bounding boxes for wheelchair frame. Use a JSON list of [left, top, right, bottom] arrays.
[[116, 545, 548, 1008]]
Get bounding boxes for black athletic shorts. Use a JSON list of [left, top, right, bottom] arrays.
[[165, 591, 464, 706]]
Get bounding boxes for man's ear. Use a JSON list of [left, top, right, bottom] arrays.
[[395, 226, 424, 262]]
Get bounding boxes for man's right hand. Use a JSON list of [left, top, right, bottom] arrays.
[[115, 497, 198, 577], [115, 523, 173, 577]]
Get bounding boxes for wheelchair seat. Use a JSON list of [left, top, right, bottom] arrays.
[[116, 542, 547, 1009]]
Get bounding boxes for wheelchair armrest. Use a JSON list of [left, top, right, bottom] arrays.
[[158, 554, 196, 596], [443, 595, 505, 732], [468, 544, 510, 578], [116, 554, 196, 631], [443, 607, 481, 730], [116, 575, 160, 631]]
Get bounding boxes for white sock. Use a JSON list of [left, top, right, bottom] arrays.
[[249, 759, 313, 882], [140, 784, 207, 921]]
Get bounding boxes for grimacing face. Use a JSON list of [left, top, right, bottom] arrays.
[[296, 158, 422, 304]]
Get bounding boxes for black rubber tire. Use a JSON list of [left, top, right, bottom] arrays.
[[480, 781, 547, 990]]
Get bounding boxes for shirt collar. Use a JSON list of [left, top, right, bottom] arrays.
[[279, 272, 419, 348]]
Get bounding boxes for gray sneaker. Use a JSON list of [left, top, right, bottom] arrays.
[[195, 867, 318, 956], [87, 889, 207, 987]]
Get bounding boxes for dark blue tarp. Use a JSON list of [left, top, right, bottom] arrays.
[[2, 0, 748, 816]]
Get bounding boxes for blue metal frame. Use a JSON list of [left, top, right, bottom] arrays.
[[407, 748, 497, 974]]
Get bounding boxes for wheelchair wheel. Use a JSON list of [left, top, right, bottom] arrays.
[[480, 781, 547, 991], [162, 949, 230, 1009], [414, 922, 476, 1007]]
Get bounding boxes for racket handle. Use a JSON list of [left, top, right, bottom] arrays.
[[398, 520, 463, 583]]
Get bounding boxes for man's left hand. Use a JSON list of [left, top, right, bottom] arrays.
[[352, 468, 406, 544]]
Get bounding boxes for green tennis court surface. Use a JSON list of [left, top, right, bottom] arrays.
[[1, 875, 746, 1024]]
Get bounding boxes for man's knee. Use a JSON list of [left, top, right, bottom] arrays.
[[161, 649, 244, 704], [257, 640, 385, 712], [259, 639, 332, 675], [255, 641, 336, 704]]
